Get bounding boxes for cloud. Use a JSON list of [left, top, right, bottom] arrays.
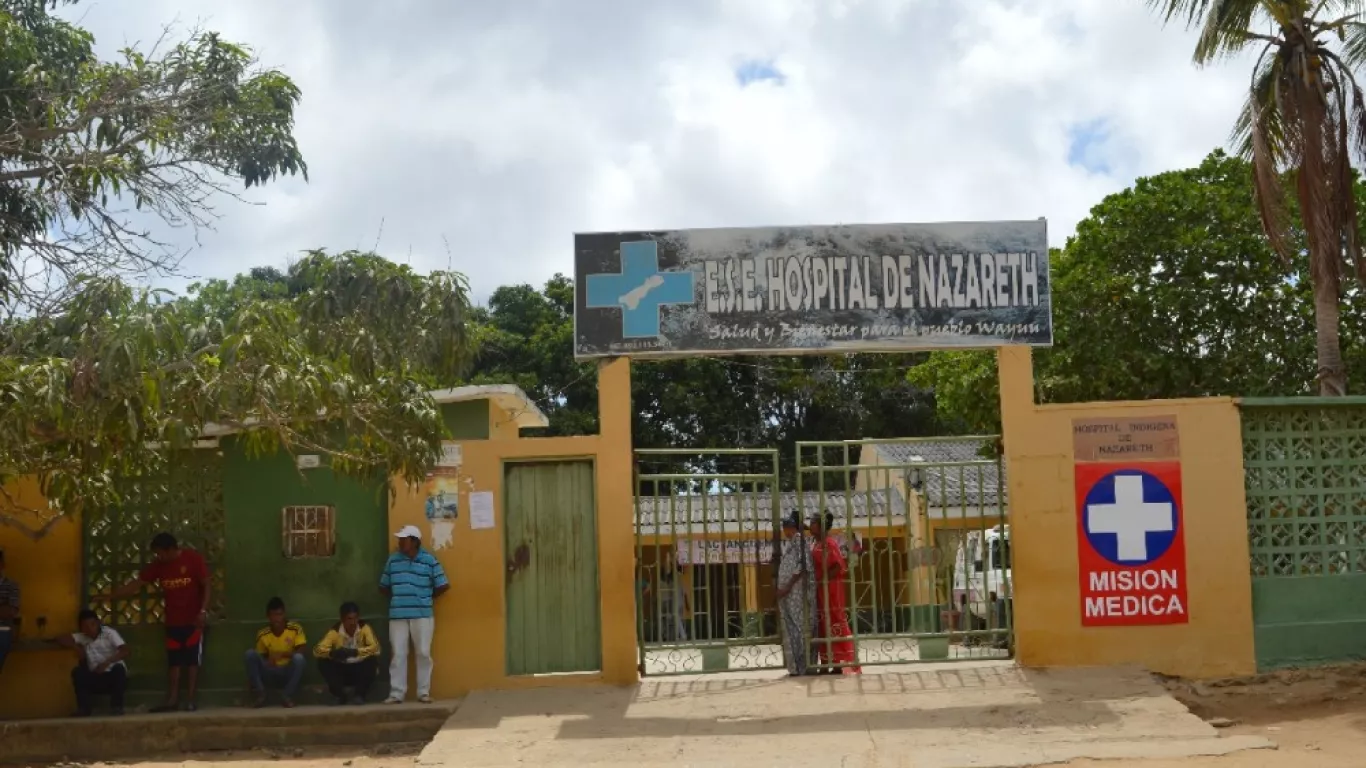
[[59, 0, 1257, 299]]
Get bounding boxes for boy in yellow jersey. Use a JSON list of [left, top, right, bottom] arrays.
[[244, 596, 306, 708], [313, 601, 382, 705]]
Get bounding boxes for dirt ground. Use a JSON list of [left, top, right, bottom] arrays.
[[1066, 662, 1366, 767]]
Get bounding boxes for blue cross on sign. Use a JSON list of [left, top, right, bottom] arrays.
[[584, 240, 695, 338]]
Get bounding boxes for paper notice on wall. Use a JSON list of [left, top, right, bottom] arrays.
[[437, 443, 463, 468], [469, 491, 495, 530]]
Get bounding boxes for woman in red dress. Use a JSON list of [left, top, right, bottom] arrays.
[[809, 512, 862, 675]]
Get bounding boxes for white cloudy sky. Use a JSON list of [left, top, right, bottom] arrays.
[[64, 0, 1257, 301]]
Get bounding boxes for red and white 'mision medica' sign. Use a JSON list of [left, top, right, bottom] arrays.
[[1074, 461, 1189, 626]]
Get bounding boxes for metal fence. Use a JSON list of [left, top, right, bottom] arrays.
[[794, 437, 1013, 669], [633, 438, 1013, 677], [1241, 398, 1366, 669], [634, 449, 784, 675]]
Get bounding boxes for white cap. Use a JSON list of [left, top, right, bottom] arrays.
[[394, 525, 422, 540]]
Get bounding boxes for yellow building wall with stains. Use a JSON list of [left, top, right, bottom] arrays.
[[387, 358, 637, 696], [0, 477, 81, 720], [998, 347, 1256, 679]]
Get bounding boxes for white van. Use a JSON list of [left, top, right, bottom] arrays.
[[951, 524, 1012, 647]]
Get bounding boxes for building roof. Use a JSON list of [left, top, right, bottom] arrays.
[[427, 384, 549, 430], [869, 439, 1006, 508], [635, 488, 910, 536], [200, 383, 548, 437]]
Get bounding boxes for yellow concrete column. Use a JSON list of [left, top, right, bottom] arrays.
[[996, 346, 1038, 664], [595, 357, 638, 685]]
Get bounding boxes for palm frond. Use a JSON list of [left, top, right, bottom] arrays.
[[1341, 21, 1366, 65], [1232, 45, 1291, 157], [1193, 0, 1266, 63], [1236, 45, 1296, 260], [1146, 0, 1218, 27]]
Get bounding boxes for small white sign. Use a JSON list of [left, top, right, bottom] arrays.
[[296, 454, 321, 469], [437, 443, 463, 468], [469, 491, 495, 530]]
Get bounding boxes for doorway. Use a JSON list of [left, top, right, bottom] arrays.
[[504, 460, 602, 675]]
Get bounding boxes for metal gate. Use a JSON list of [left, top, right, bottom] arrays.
[[634, 449, 784, 676], [633, 438, 1012, 677], [795, 437, 1012, 670]]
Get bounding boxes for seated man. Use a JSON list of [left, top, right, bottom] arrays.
[[244, 596, 306, 708], [0, 549, 17, 676], [59, 609, 130, 717], [313, 601, 382, 705]]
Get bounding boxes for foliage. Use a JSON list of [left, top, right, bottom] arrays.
[[909, 150, 1366, 432], [183, 250, 476, 387], [0, 251, 477, 535], [0, 0, 306, 311], [1149, 0, 1366, 394], [466, 274, 944, 488]]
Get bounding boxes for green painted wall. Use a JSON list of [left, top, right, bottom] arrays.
[[109, 399, 489, 707], [1242, 401, 1366, 671], [117, 440, 392, 708], [443, 400, 489, 440], [1253, 575, 1366, 669]]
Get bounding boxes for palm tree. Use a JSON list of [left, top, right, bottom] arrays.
[[1150, 1, 1366, 395]]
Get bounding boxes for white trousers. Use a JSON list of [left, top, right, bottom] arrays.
[[388, 617, 435, 699]]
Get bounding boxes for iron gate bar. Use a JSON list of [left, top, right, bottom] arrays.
[[634, 448, 783, 676], [795, 437, 1012, 670]]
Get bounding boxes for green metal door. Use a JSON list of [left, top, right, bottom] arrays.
[[504, 460, 602, 675]]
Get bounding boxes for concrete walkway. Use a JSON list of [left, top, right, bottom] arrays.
[[416, 662, 1273, 768]]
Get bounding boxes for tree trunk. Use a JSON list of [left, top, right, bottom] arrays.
[[1312, 271, 1348, 396]]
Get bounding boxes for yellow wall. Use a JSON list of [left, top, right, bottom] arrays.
[[0, 477, 82, 719], [997, 347, 1256, 679], [387, 358, 637, 696]]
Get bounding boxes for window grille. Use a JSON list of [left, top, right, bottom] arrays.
[[282, 505, 336, 558]]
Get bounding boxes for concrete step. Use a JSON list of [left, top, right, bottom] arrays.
[[0, 700, 458, 764]]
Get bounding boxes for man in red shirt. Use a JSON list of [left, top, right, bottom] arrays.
[[108, 532, 211, 712]]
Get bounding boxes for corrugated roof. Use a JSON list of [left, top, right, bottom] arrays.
[[634, 488, 909, 536], [870, 440, 1007, 508]]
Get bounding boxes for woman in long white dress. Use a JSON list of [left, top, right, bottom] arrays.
[[775, 512, 816, 676]]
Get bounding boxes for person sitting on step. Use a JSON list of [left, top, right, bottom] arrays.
[[245, 596, 307, 708], [313, 601, 382, 705], [58, 609, 130, 717]]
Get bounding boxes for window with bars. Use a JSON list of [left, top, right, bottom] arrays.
[[282, 506, 337, 558]]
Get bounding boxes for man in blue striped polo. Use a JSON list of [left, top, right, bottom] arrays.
[[379, 525, 449, 703]]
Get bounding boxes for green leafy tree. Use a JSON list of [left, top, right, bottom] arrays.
[[1149, 0, 1366, 395], [910, 151, 1366, 431], [1, 251, 478, 535], [0, 0, 305, 310]]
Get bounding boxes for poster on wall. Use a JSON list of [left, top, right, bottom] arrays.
[[423, 470, 460, 551], [1074, 461, 1189, 626], [573, 220, 1052, 359], [469, 491, 495, 530]]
